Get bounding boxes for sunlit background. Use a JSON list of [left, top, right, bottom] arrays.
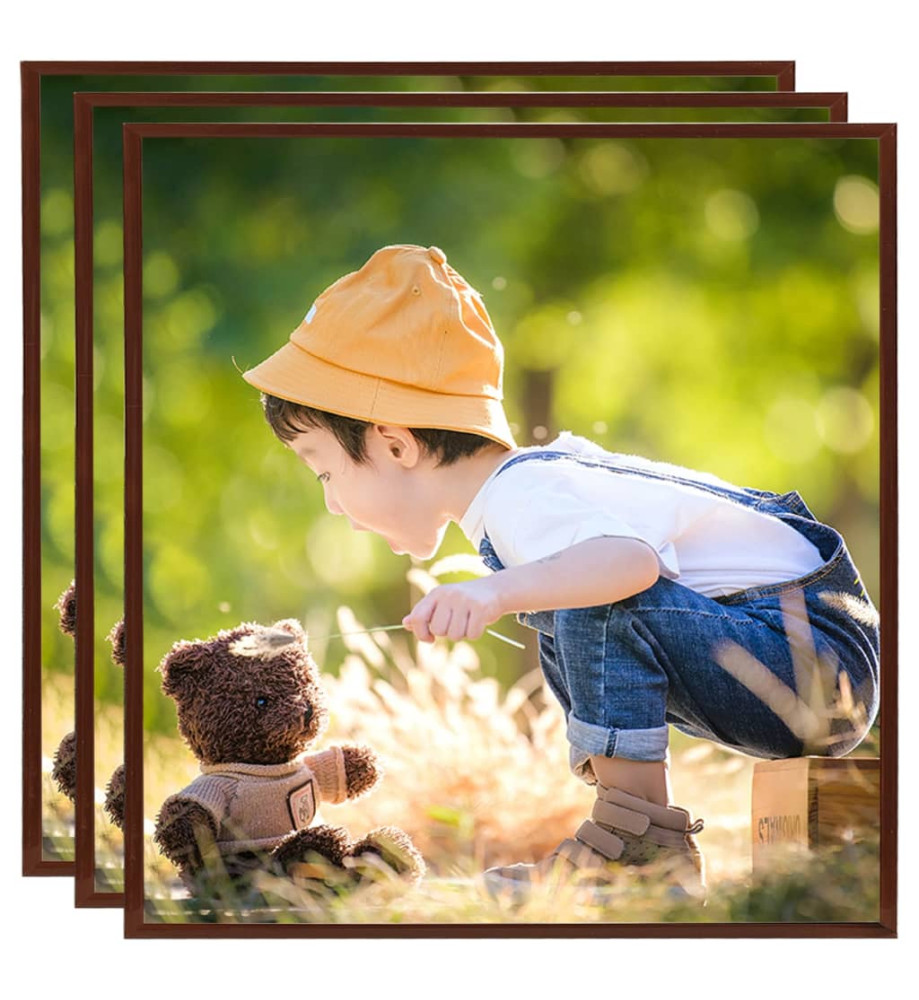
[[136, 131, 882, 920], [135, 132, 880, 733]]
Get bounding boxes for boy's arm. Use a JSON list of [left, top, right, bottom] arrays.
[[403, 536, 660, 643]]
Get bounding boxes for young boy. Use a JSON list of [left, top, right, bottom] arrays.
[[243, 243, 880, 898]]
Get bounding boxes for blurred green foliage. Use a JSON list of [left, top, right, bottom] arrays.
[[136, 131, 878, 734], [37, 82, 879, 746]]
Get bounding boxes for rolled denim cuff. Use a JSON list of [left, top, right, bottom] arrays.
[[566, 715, 669, 780]]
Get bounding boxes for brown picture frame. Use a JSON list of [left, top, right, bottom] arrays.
[[20, 59, 797, 879], [121, 118, 896, 938], [71, 85, 845, 908]]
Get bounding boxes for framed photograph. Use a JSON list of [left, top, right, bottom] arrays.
[[121, 118, 895, 936], [21, 58, 797, 877], [72, 85, 845, 907]]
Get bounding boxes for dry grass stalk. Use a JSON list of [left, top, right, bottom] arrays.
[[713, 589, 872, 755], [323, 616, 594, 872]]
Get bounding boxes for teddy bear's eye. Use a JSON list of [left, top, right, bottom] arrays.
[[255, 697, 268, 709]]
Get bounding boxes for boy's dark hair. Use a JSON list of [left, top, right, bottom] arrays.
[[260, 393, 499, 467]]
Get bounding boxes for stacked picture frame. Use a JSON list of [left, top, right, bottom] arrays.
[[22, 60, 896, 938]]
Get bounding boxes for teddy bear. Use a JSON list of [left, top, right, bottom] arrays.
[[153, 617, 424, 896], [49, 581, 127, 830], [101, 618, 126, 830], [49, 582, 78, 802]]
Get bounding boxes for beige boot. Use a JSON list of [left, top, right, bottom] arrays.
[[482, 783, 705, 903]]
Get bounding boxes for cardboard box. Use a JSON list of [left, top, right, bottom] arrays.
[[751, 757, 879, 871]]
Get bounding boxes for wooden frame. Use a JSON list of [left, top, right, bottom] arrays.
[[71, 85, 844, 908], [122, 118, 895, 937], [21, 60, 798, 880]]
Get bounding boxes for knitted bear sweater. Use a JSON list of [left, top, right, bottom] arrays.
[[170, 748, 348, 854]]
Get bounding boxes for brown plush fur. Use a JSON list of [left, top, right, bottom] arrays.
[[104, 763, 125, 829], [107, 618, 125, 668], [51, 730, 77, 802], [54, 580, 76, 637], [273, 825, 352, 874], [155, 797, 219, 870], [49, 586, 125, 808], [103, 619, 127, 827], [160, 619, 328, 765], [350, 827, 426, 884], [341, 744, 381, 798], [155, 618, 425, 897], [50, 582, 78, 801]]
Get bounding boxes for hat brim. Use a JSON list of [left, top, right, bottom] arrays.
[[242, 340, 517, 450]]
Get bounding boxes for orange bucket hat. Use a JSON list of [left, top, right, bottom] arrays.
[[242, 244, 516, 450]]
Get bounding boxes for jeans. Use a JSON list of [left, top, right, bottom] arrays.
[[477, 451, 880, 780]]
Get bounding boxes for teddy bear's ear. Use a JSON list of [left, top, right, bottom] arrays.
[[271, 618, 307, 642], [55, 581, 76, 638], [159, 639, 210, 697], [227, 619, 306, 659], [107, 619, 126, 668]]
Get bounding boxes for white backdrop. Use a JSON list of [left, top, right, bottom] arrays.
[[1, 1, 913, 991]]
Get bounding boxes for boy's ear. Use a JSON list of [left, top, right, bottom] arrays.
[[159, 640, 210, 697], [375, 425, 421, 467], [55, 580, 77, 637]]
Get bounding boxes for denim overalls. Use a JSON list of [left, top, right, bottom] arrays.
[[477, 449, 880, 780]]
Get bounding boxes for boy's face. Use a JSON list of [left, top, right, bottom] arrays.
[[287, 424, 449, 560]]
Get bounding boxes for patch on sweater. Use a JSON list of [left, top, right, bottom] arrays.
[[287, 779, 317, 829]]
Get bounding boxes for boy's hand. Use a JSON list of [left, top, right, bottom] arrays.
[[402, 579, 505, 643]]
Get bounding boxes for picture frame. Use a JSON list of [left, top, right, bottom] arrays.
[[121, 118, 895, 937], [71, 85, 846, 908], [24, 59, 798, 880]]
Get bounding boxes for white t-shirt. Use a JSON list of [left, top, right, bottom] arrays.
[[458, 431, 825, 599]]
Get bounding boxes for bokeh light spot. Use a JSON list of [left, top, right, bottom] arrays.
[[511, 139, 566, 179], [705, 189, 760, 242], [306, 518, 376, 590], [42, 189, 73, 237], [40, 312, 53, 360], [144, 446, 184, 513], [833, 176, 879, 235], [149, 545, 208, 622], [513, 303, 580, 370], [815, 387, 874, 453], [248, 509, 280, 550], [144, 252, 180, 299], [763, 397, 821, 464], [854, 269, 880, 339], [94, 220, 123, 267], [578, 143, 647, 196]]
